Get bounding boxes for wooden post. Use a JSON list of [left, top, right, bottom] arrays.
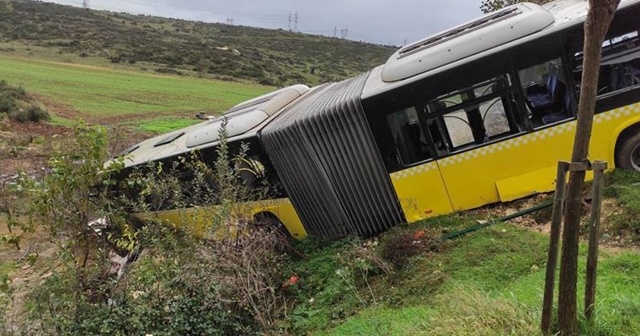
[[541, 161, 570, 335], [584, 161, 607, 321]]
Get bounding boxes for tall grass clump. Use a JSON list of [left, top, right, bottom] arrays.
[[422, 286, 539, 336], [604, 169, 640, 242]]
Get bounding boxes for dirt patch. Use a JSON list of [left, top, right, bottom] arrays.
[[0, 223, 58, 334], [475, 192, 640, 250], [0, 119, 69, 178], [32, 94, 85, 122]]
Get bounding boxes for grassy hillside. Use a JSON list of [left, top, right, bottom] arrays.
[[0, 0, 395, 87]]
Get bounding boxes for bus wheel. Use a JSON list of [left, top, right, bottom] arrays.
[[253, 213, 292, 241], [617, 132, 640, 172]]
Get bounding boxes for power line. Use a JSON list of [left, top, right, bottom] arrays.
[[53, 0, 390, 43]]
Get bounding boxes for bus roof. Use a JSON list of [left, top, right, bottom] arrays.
[[109, 84, 309, 169], [381, 3, 555, 82], [362, 0, 640, 99]]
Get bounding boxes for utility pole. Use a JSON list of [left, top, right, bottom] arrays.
[[226, 18, 234, 25], [340, 27, 348, 39], [288, 13, 292, 31], [293, 12, 298, 32], [334, 26, 337, 38], [82, 0, 89, 9]]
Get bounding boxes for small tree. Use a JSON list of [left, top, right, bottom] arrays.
[[22, 125, 127, 333], [557, 0, 620, 335]]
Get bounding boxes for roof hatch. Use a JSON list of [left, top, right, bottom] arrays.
[[381, 2, 555, 82]]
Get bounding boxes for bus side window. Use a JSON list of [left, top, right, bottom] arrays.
[[425, 75, 520, 152], [236, 155, 266, 189], [518, 58, 573, 127], [386, 107, 432, 165], [573, 30, 640, 98]]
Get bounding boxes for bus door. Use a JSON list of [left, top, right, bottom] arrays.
[[382, 106, 454, 223], [426, 68, 576, 211]]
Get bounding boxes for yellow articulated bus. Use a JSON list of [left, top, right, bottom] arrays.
[[110, 0, 640, 239]]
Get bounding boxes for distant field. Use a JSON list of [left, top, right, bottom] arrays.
[[0, 55, 272, 128]]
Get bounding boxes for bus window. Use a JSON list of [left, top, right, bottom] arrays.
[[387, 107, 432, 165], [573, 30, 640, 98], [236, 155, 266, 189], [482, 97, 512, 138], [443, 111, 474, 148], [425, 75, 521, 152], [518, 58, 573, 127]]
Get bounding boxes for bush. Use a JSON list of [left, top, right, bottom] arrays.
[[9, 104, 50, 122], [17, 124, 292, 335], [28, 224, 259, 336], [0, 80, 50, 122]]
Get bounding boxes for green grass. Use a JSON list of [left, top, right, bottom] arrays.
[[49, 115, 77, 127], [603, 170, 640, 243], [287, 218, 640, 336], [0, 260, 15, 276], [135, 117, 200, 133], [316, 305, 432, 336], [0, 56, 271, 119]]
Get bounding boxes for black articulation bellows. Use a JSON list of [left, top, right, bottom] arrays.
[[260, 72, 404, 239]]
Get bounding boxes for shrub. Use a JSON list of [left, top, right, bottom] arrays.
[[0, 80, 50, 122], [17, 123, 291, 335], [9, 104, 50, 122], [29, 224, 258, 336]]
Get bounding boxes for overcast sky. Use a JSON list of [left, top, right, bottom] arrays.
[[46, 0, 482, 46]]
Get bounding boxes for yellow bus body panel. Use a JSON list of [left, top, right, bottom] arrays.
[[444, 103, 640, 209], [390, 161, 453, 223], [392, 103, 640, 217], [137, 198, 308, 239], [440, 121, 579, 210], [495, 165, 557, 202]]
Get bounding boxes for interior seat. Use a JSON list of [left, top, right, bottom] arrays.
[[527, 74, 563, 112]]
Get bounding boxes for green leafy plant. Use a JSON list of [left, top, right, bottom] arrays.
[[17, 121, 295, 335]]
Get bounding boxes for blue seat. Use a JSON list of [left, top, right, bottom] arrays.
[[542, 87, 573, 124], [611, 64, 640, 90], [528, 74, 560, 110]]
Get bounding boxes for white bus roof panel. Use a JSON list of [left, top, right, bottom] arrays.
[[110, 84, 309, 168], [381, 2, 555, 82]]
